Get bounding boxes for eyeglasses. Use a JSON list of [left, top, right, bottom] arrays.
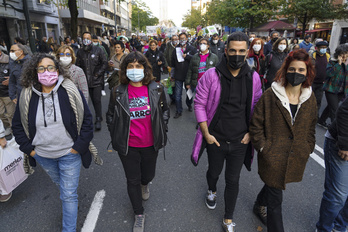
[[59, 53, 72, 57], [37, 65, 57, 73]]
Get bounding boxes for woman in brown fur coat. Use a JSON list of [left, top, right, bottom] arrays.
[[249, 49, 317, 232]]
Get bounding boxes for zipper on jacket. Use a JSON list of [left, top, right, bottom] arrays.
[[116, 97, 131, 155]]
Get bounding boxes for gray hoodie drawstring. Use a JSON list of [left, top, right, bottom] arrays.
[[41, 92, 57, 127]]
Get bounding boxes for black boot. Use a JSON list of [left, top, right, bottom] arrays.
[[95, 117, 102, 131]]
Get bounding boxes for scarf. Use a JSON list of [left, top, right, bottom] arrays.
[[19, 78, 102, 174]]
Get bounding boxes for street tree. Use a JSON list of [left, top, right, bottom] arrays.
[[182, 8, 206, 29], [280, 0, 348, 38], [131, 0, 159, 32], [205, 0, 280, 29]]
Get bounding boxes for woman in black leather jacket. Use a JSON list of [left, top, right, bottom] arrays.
[[106, 51, 169, 232]]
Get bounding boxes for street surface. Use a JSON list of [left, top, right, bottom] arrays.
[[0, 74, 329, 232]]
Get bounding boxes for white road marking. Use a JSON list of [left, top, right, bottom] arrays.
[[315, 144, 324, 155], [310, 152, 325, 168], [81, 190, 106, 232]]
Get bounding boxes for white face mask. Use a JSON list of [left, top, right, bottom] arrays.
[[200, 44, 208, 53], [278, 44, 287, 52], [249, 37, 255, 42], [213, 40, 218, 44], [60, 57, 72, 66], [253, 44, 262, 52], [10, 52, 19, 61]]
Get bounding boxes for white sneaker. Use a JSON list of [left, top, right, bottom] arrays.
[[133, 214, 145, 232], [101, 90, 106, 96], [205, 190, 217, 209], [222, 219, 236, 232]]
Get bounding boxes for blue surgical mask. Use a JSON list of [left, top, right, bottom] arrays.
[[126, 69, 144, 83], [320, 48, 327, 54]]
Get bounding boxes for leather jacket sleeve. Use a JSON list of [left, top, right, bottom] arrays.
[[95, 47, 108, 77]]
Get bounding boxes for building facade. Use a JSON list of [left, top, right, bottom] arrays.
[[0, 0, 60, 50]]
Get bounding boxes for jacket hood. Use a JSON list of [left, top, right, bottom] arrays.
[[271, 80, 312, 105], [0, 53, 9, 64]]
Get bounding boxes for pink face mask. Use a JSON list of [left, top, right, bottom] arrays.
[[38, 71, 59, 87]]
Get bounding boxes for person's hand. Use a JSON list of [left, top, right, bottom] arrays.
[[2, 76, 9, 86], [30, 150, 36, 157], [12, 99, 17, 104], [71, 148, 79, 154], [183, 53, 187, 58], [338, 55, 343, 65], [186, 85, 190, 89], [338, 150, 348, 161], [108, 61, 115, 67], [241, 132, 250, 144], [204, 133, 220, 147], [158, 61, 163, 65], [0, 137, 6, 148]]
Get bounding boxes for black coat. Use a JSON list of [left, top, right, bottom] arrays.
[[171, 44, 197, 81], [263, 50, 288, 88], [328, 97, 348, 151], [145, 48, 166, 82], [76, 45, 108, 88], [106, 81, 170, 155], [210, 40, 225, 62]]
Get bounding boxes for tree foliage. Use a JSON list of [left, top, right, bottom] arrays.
[[131, 0, 159, 31], [280, 0, 348, 38], [205, 0, 280, 29], [182, 8, 206, 29]]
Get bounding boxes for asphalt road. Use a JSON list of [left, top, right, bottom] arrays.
[[0, 75, 330, 232]]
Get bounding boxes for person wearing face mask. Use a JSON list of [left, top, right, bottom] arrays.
[[164, 35, 179, 104], [91, 35, 109, 60], [12, 53, 94, 232], [38, 37, 50, 53], [191, 32, 262, 232], [171, 32, 197, 118], [318, 44, 348, 128], [210, 33, 225, 63], [145, 40, 167, 82], [249, 49, 317, 231], [100, 32, 110, 47], [247, 38, 266, 89], [56, 45, 89, 102], [249, 32, 256, 43], [263, 37, 289, 90], [75, 32, 108, 131], [310, 41, 330, 121], [8, 43, 30, 104], [106, 51, 169, 232], [0, 48, 15, 136], [263, 31, 279, 56], [185, 38, 219, 93]]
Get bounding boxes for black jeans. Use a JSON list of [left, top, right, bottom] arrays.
[[256, 184, 284, 232], [89, 86, 102, 119], [206, 140, 248, 219], [319, 91, 345, 124], [312, 82, 324, 117], [119, 146, 158, 215]]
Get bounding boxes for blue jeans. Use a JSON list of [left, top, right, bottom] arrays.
[[316, 138, 348, 232], [34, 152, 82, 232], [175, 80, 194, 114]]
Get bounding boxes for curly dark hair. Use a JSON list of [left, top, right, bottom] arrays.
[[21, 53, 68, 90], [119, 51, 155, 85], [333, 44, 348, 59]]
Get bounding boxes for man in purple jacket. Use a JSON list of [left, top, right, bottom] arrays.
[[191, 32, 262, 232]]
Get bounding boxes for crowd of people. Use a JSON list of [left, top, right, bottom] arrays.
[[0, 29, 347, 232]]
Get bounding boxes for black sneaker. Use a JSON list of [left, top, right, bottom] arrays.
[[317, 121, 328, 129], [253, 201, 267, 225], [174, 112, 182, 119], [188, 106, 193, 112], [205, 190, 216, 209]]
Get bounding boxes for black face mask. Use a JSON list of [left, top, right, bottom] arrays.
[[228, 55, 245, 70], [272, 37, 278, 42], [285, 72, 307, 87]]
